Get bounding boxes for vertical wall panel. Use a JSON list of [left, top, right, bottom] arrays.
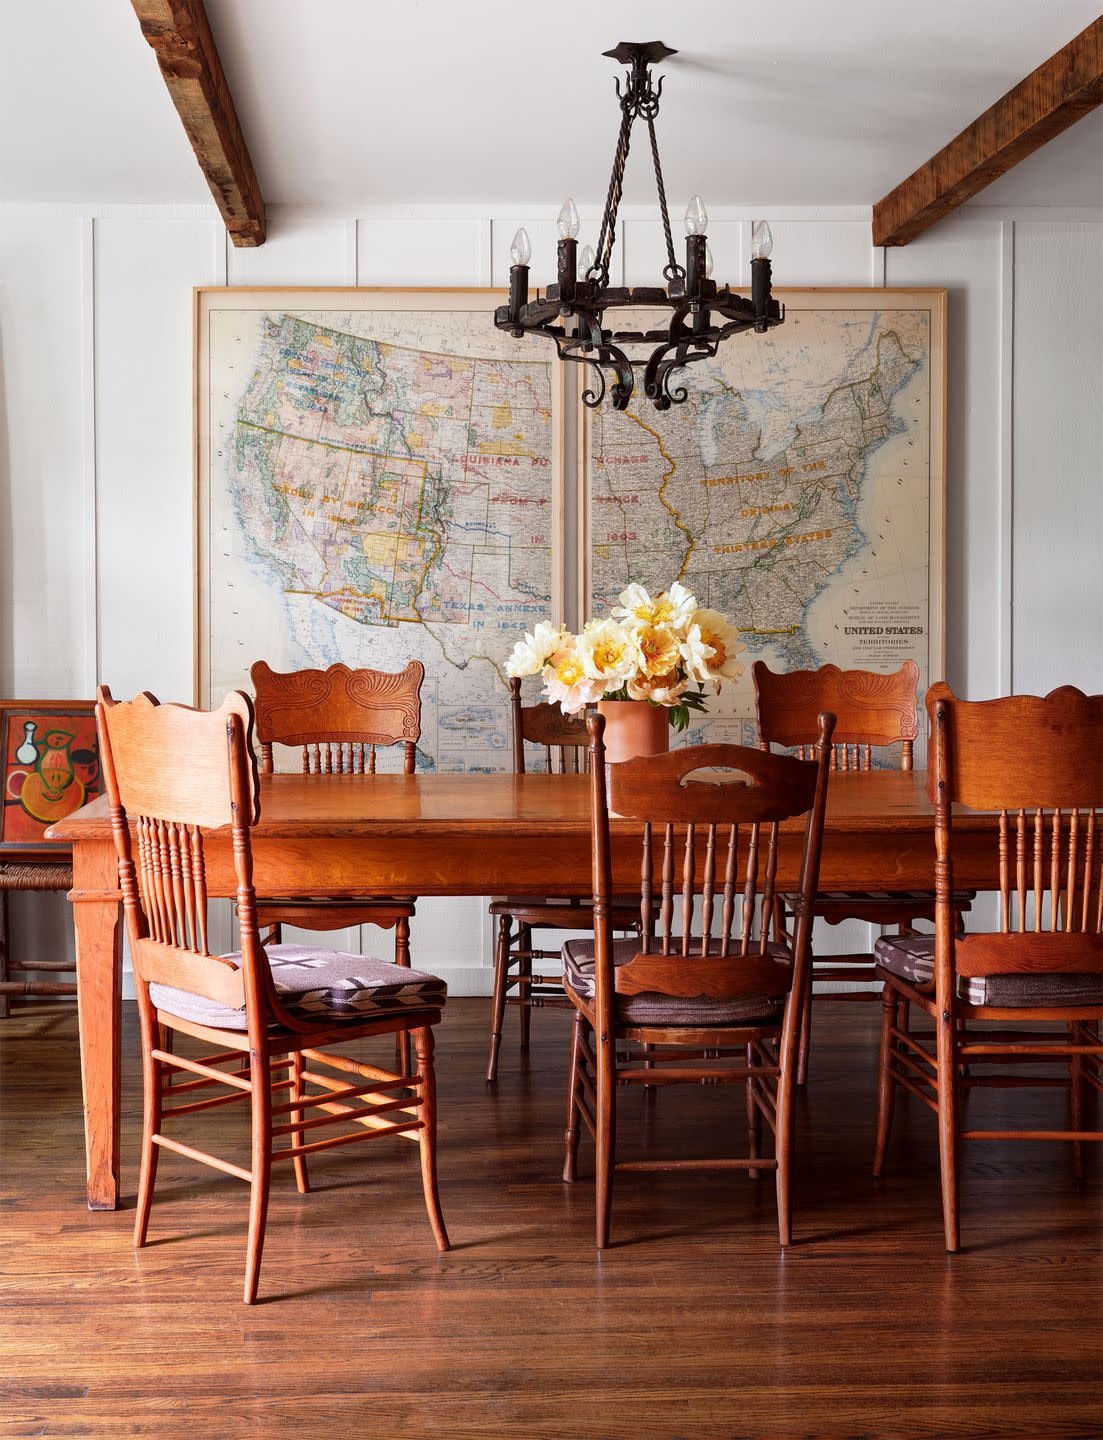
[[361, 218, 485, 286], [227, 211, 353, 286], [1011, 221, 1103, 694], [885, 217, 1005, 699], [0, 215, 86, 694], [761, 218, 873, 286], [94, 216, 217, 704]]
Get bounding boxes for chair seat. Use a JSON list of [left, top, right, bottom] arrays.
[[874, 934, 1103, 1008], [780, 889, 973, 922], [150, 944, 447, 1031], [489, 896, 644, 929], [562, 936, 786, 1027]]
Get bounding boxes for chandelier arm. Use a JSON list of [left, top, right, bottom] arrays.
[[645, 110, 682, 282]]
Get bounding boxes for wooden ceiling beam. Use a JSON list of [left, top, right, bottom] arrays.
[[873, 17, 1103, 247], [131, 0, 265, 246]]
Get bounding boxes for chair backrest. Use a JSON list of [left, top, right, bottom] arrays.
[[251, 660, 423, 775], [96, 687, 272, 1032], [754, 659, 919, 771], [586, 712, 835, 1029], [927, 683, 1103, 996], [509, 676, 589, 774]]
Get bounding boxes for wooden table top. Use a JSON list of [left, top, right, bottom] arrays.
[[48, 767, 978, 843]]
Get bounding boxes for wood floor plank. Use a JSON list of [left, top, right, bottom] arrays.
[[0, 998, 1098, 1439]]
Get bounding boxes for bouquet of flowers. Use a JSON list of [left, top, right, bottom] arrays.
[[504, 581, 746, 732]]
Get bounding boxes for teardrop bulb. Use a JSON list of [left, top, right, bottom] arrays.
[[751, 220, 773, 260], [557, 198, 580, 240], [704, 242, 714, 279], [579, 244, 596, 275], [510, 227, 532, 266], [684, 194, 708, 236]]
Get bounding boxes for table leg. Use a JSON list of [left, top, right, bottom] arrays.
[[70, 839, 123, 1211]]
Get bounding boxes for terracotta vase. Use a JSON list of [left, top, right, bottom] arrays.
[[597, 699, 670, 766]]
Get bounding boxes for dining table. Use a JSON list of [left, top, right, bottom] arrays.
[[48, 767, 1001, 1211]]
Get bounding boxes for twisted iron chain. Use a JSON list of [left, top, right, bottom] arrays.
[[595, 99, 633, 283], [646, 111, 681, 279]]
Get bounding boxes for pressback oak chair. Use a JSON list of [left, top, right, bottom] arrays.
[[753, 659, 970, 1082], [97, 686, 448, 1303], [251, 659, 426, 1073], [486, 678, 645, 1081], [873, 684, 1103, 1251], [563, 709, 835, 1248]]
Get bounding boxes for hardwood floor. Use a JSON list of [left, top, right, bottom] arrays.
[[1, 997, 1099, 1439]]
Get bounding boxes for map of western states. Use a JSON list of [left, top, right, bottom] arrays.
[[222, 312, 554, 771], [588, 309, 933, 736]]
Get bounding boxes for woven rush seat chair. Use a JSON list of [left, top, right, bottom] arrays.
[[753, 659, 972, 1083], [486, 677, 648, 1081], [562, 709, 835, 1249], [97, 686, 449, 1304], [251, 659, 427, 1075], [873, 683, 1103, 1251]]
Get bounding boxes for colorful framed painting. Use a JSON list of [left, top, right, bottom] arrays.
[[0, 701, 101, 854], [195, 287, 567, 774]]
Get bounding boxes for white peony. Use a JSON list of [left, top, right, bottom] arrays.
[[627, 669, 689, 706], [505, 620, 569, 678], [543, 648, 606, 716], [630, 623, 682, 679], [577, 618, 636, 685], [613, 580, 698, 632], [680, 609, 746, 686]]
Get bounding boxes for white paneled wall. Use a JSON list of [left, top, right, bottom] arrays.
[[1, 201, 1100, 993]]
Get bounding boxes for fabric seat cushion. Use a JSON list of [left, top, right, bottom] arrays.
[[874, 934, 1103, 1008], [150, 944, 446, 1031], [562, 936, 786, 1027]]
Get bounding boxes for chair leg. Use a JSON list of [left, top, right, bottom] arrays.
[[1070, 1023, 1085, 1183], [414, 1026, 449, 1252], [393, 915, 412, 1079], [289, 1050, 310, 1195], [133, 1014, 164, 1249], [873, 984, 899, 1178], [594, 1027, 616, 1249], [745, 1041, 762, 1180], [796, 975, 812, 1087], [486, 914, 511, 1082], [0, 890, 9, 1020], [518, 924, 533, 1052], [935, 1007, 961, 1254], [244, 1051, 274, 1306], [775, 988, 804, 1246], [563, 1010, 584, 1182]]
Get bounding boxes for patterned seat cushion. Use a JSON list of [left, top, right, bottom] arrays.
[[149, 944, 446, 1031], [874, 934, 1103, 1008], [562, 936, 786, 1027]]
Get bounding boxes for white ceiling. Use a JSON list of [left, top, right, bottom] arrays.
[[0, 0, 1099, 209]]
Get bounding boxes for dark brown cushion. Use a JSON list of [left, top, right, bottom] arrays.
[[562, 936, 786, 1027], [874, 934, 1103, 1008], [150, 944, 446, 1030]]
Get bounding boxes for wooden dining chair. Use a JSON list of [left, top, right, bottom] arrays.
[[486, 677, 646, 1082], [873, 684, 1102, 1251], [562, 709, 835, 1248], [753, 659, 971, 1083], [97, 686, 449, 1303], [251, 659, 425, 1074]]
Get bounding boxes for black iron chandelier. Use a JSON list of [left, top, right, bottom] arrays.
[[494, 41, 784, 411]]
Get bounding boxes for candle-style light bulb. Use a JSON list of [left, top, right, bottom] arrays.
[[751, 220, 773, 260], [684, 194, 708, 235], [557, 198, 580, 239], [578, 243, 596, 275], [510, 227, 532, 266], [704, 242, 714, 279]]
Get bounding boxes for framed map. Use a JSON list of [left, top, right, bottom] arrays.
[[580, 289, 946, 746], [196, 289, 565, 772]]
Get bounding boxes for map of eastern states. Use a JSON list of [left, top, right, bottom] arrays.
[[208, 307, 556, 772], [587, 307, 936, 742]]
